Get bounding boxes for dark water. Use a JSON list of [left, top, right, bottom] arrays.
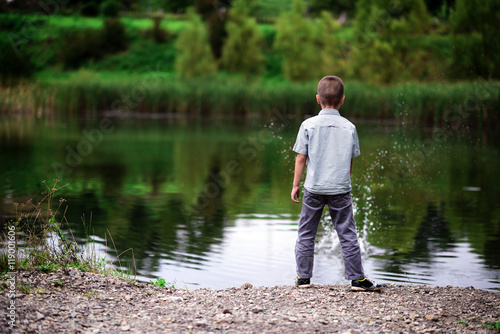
[[1, 114, 499, 290]]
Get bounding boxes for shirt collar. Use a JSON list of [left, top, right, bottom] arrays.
[[319, 108, 340, 116]]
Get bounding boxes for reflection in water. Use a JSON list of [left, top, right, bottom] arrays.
[[1, 116, 499, 290]]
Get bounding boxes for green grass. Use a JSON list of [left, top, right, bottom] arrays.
[[483, 321, 500, 331], [150, 278, 176, 288], [11, 13, 272, 35], [52, 280, 63, 287], [41, 14, 187, 32], [17, 282, 31, 294]]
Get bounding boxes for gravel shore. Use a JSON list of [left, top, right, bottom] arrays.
[[2, 268, 499, 333]]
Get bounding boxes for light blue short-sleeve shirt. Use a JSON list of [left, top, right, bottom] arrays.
[[293, 109, 360, 195]]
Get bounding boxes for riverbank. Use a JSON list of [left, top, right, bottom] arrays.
[[1, 268, 499, 333]]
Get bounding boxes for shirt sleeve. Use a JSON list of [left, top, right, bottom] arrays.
[[292, 123, 308, 156], [352, 127, 361, 158]]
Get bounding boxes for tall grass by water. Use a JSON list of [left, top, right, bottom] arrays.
[[0, 180, 136, 279], [2, 71, 499, 128]]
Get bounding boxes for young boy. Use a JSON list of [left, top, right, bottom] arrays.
[[291, 75, 381, 291]]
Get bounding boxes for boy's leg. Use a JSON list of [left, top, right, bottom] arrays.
[[327, 192, 365, 280], [295, 189, 325, 279]]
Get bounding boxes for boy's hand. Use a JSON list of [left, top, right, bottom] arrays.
[[291, 154, 307, 203], [291, 186, 301, 203]]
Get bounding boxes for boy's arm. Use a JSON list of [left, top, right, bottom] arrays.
[[291, 153, 307, 203], [350, 159, 353, 175]]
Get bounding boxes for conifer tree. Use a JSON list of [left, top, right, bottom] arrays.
[[221, 0, 264, 75], [175, 8, 217, 78], [350, 0, 432, 83], [449, 0, 500, 79], [316, 11, 346, 78], [274, 0, 321, 81], [354, 0, 432, 35]]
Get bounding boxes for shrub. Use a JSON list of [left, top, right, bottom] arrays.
[[350, 0, 433, 83], [102, 18, 128, 53], [0, 32, 35, 85], [58, 28, 103, 69], [350, 38, 402, 84], [175, 8, 217, 78], [274, 0, 321, 81], [59, 19, 128, 69], [221, 0, 264, 75], [354, 0, 432, 35], [80, 1, 100, 17], [316, 11, 346, 78], [195, 0, 227, 58], [101, 0, 121, 18], [448, 0, 500, 79]]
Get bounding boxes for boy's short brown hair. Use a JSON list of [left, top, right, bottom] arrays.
[[317, 76, 344, 108]]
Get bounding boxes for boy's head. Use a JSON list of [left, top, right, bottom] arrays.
[[316, 76, 345, 109]]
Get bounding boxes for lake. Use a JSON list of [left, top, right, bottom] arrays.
[[1, 113, 499, 291]]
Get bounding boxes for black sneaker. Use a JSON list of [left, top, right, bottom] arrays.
[[351, 277, 382, 291], [295, 276, 311, 288]]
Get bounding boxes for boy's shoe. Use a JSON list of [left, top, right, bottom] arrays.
[[351, 277, 382, 291], [295, 276, 311, 288]]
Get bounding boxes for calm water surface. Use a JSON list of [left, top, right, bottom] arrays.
[[1, 114, 499, 290]]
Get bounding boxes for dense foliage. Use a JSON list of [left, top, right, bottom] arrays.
[[174, 9, 217, 78], [221, 0, 264, 75], [1, 0, 499, 84], [449, 0, 500, 79]]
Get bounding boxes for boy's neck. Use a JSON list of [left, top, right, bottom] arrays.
[[321, 105, 340, 110]]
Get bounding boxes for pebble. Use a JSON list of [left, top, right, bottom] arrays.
[[1, 270, 499, 334]]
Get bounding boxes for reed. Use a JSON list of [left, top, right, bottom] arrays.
[[2, 72, 499, 128], [0, 180, 136, 280]]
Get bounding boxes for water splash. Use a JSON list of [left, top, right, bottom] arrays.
[[316, 197, 375, 262]]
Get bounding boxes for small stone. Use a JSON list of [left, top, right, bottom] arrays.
[[241, 282, 253, 290], [195, 321, 208, 328], [35, 312, 45, 321]]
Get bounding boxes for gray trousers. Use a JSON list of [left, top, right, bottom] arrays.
[[295, 189, 365, 280]]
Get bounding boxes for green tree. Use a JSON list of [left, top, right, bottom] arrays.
[[354, 0, 432, 35], [101, 0, 121, 17], [175, 8, 217, 78], [350, 38, 402, 84], [316, 11, 346, 78], [221, 0, 264, 75], [423, 0, 455, 17], [165, 0, 194, 12], [80, 2, 100, 17], [274, 0, 321, 81], [449, 0, 500, 79], [195, 0, 228, 59], [350, 0, 432, 83], [309, 0, 355, 16], [58, 19, 128, 69], [0, 33, 35, 85], [102, 18, 128, 53]]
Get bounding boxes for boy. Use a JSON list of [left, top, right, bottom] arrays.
[[291, 75, 381, 291]]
